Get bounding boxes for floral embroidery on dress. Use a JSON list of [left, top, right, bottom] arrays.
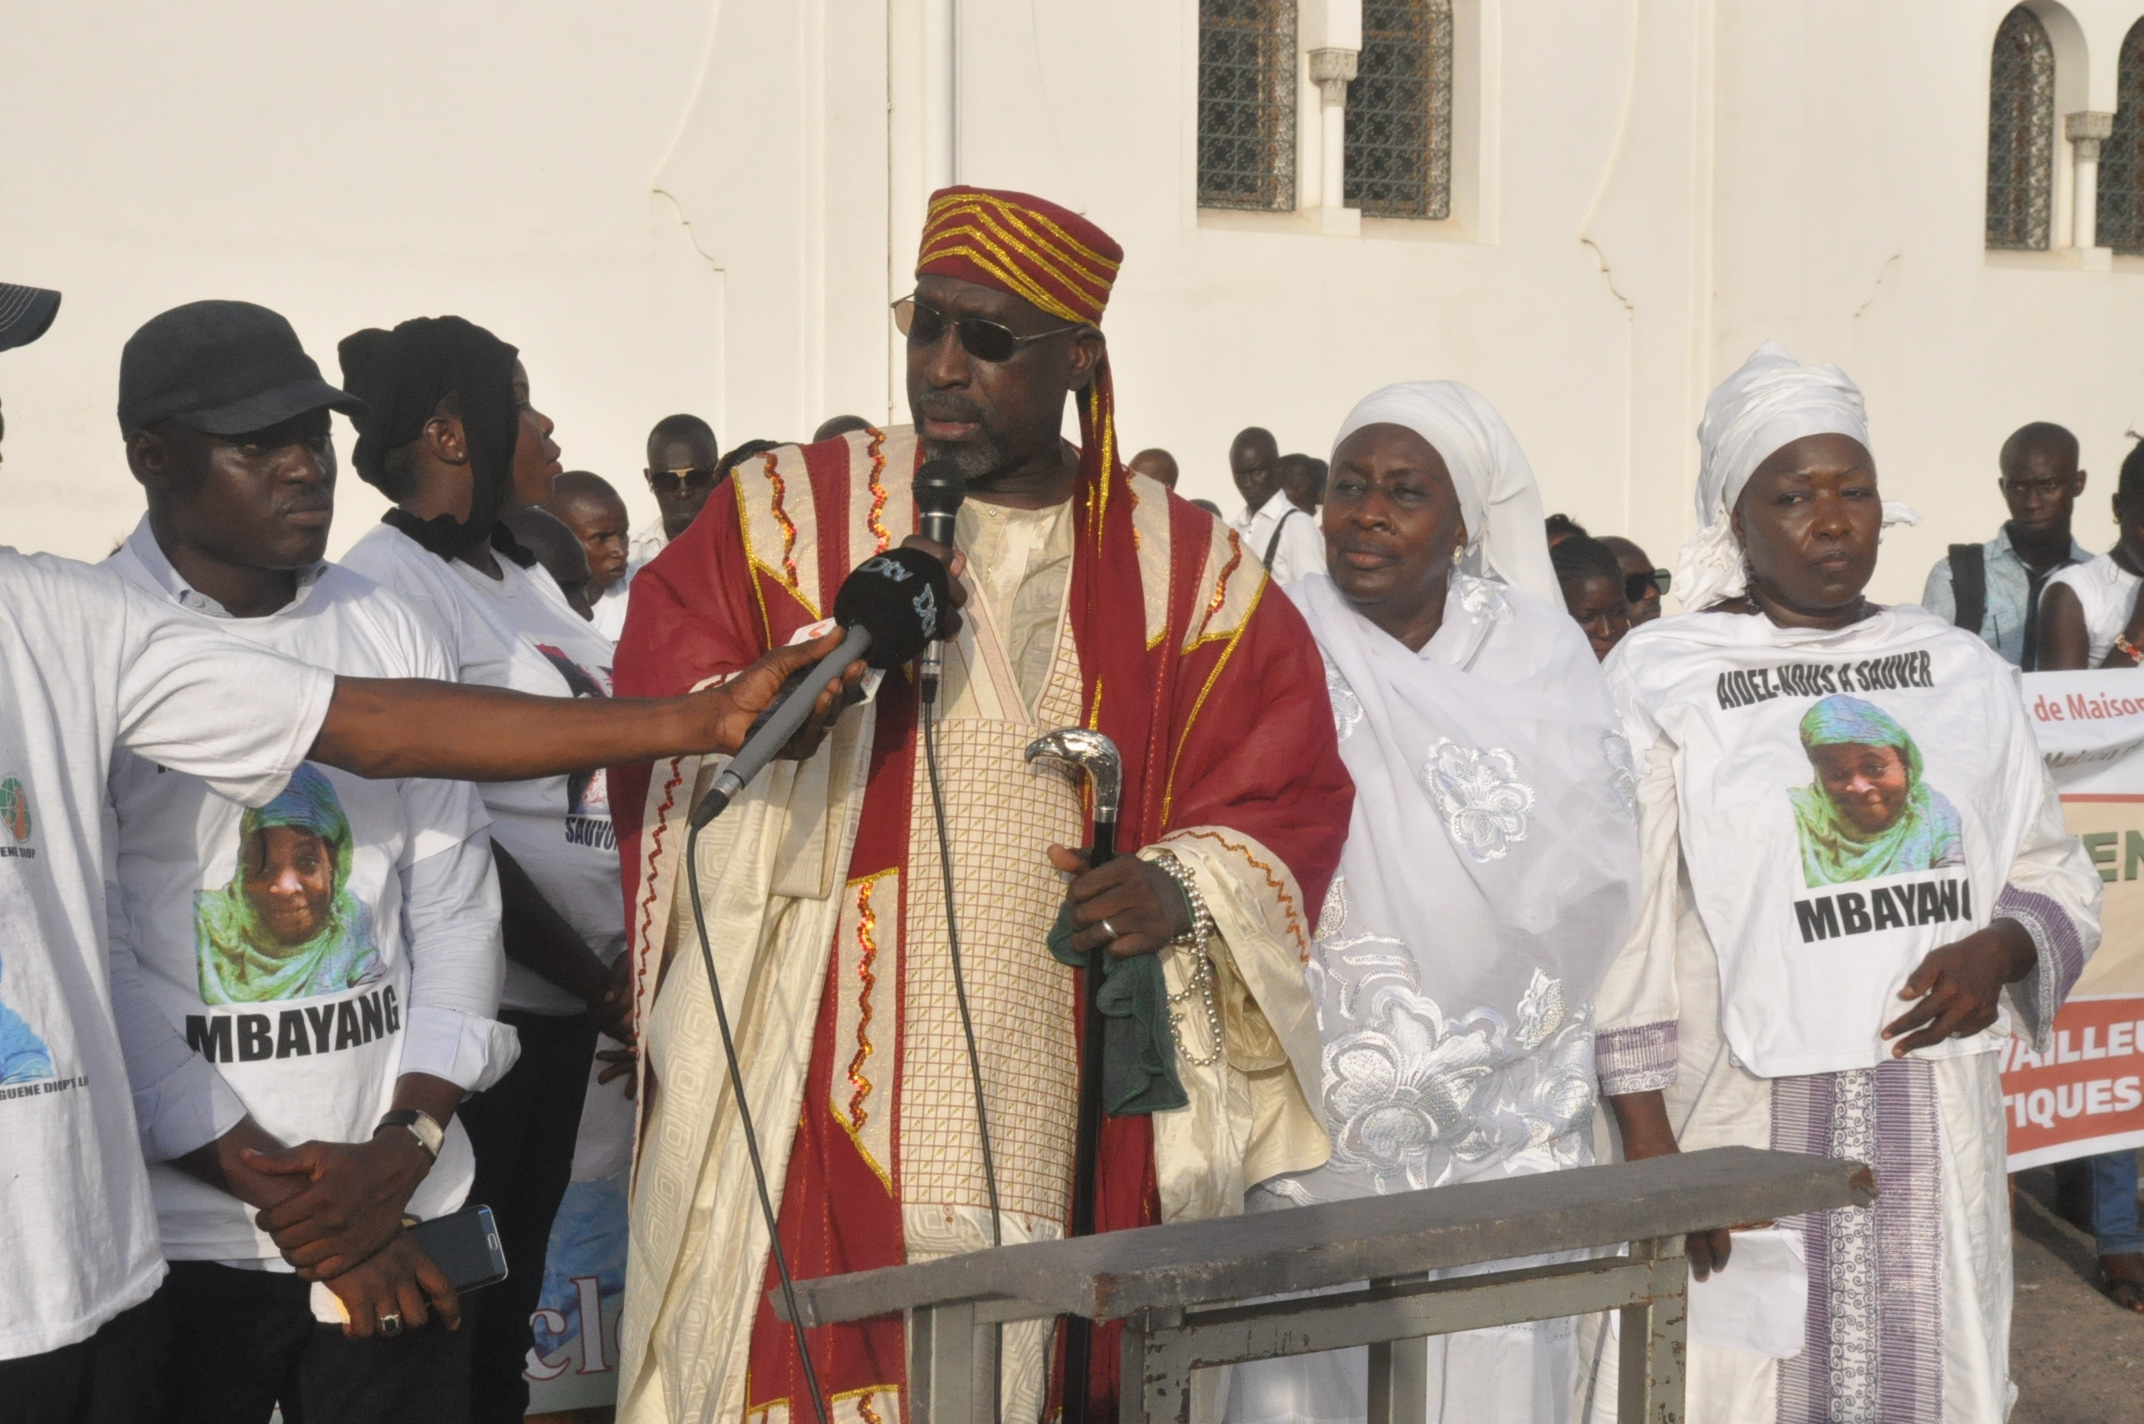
[[1514, 968, 1567, 1051], [1318, 973, 1596, 1191], [1316, 874, 1349, 942], [1422, 740, 1535, 862], [1458, 572, 1504, 615], [1305, 874, 1413, 1025], [1601, 731, 1637, 818], [1322, 654, 1364, 743]]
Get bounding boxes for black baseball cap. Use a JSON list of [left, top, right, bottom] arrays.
[[0, 284, 60, 352], [118, 300, 366, 436]]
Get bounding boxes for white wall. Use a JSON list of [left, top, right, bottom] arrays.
[[0, 0, 730, 560], [6, 0, 2144, 612], [1710, 0, 2144, 602]]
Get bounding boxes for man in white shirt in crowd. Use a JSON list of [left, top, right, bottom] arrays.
[[0, 298, 858, 1424], [1276, 451, 1325, 515], [628, 412, 719, 571], [102, 301, 520, 1423], [546, 472, 632, 640], [1228, 424, 1323, 585], [336, 316, 637, 1424]]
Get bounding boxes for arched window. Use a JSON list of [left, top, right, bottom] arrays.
[[1986, 6, 2055, 250], [2100, 20, 2144, 253], [1198, 0, 1298, 212], [1344, 0, 1455, 219]]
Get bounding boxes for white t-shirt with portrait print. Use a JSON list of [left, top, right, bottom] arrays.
[[102, 522, 512, 1269], [342, 525, 622, 1014], [0, 548, 334, 1360], [1602, 603, 2076, 1077]]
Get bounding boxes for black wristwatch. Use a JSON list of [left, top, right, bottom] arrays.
[[376, 1109, 444, 1161]]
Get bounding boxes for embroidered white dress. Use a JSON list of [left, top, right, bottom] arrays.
[[1227, 571, 1640, 1424]]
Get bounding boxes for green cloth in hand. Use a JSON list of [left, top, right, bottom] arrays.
[[1048, 895, 1189, 1115]]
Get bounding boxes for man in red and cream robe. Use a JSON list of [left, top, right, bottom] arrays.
[[610, 187, 1352, 1424]]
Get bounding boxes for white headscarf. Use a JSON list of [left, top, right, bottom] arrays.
[[1680, 341, 1920, 611], [1332, 381, 1560, 602]]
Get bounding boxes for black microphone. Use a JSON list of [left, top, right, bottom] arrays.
[[913, 459, 966, 702], [690, 547, 950, 827]]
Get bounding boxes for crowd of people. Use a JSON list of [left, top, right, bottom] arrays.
[[0, 178, 2126, 1424]]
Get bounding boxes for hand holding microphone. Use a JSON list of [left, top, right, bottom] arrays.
[[690, 630, 866, 760], [691, 546, 954, 826]]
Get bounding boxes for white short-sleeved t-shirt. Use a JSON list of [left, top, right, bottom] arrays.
[[342, 526, 621, 1013], [104, 530, 492, 1264], [1605, 604, 2051, 1077], [589, 577, 629, 643], [0, 549, 333, 1359], [1231, 491, 1326, 587], [2045, 552, 2142, 666]]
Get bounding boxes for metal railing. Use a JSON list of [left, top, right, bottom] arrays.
[[776, 1145, 1875, 1424]]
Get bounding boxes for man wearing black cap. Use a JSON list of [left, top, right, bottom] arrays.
[[103, 300, 521, 1423], [338, 317, 633, 1424], [0, 294, 859, 1424]]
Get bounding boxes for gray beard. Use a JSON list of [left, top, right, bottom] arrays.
[[920, 435, 1010, 484]]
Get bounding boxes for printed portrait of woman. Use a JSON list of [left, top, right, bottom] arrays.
[[1789, 694, 1965, 888], [195, 763, 382, 1004], [0, 951, 53, 1084]]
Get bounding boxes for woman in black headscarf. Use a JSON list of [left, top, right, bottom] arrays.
[[337, 314, 561, 577], [338, 317, 625, 1424]]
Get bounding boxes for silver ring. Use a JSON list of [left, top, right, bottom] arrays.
[[377, 1311, 404, 1338], [1101, 918, 1119, 940]]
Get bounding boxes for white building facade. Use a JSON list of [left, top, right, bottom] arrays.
[[5, 0, 2144, 606]]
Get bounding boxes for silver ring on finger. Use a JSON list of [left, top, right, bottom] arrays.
[[378, 1311, 404, 1338], [1101, 918, 1118, 940]]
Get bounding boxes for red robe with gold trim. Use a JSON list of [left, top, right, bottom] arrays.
[[612, 424, 1349, 1424]]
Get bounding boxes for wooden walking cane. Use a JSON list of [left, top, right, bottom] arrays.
[[1025, 729, 1122, 1424]]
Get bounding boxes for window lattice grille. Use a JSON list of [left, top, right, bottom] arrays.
[[1344, 0, 1453, 220], [1986, 6, 2055, 251], [2100, 21, 2144, 253], [1198, 0, 1297, 212]]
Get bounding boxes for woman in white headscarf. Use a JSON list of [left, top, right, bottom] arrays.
[[1227, 382, 1640, 1424], [1587, 344, 2101, 1424]]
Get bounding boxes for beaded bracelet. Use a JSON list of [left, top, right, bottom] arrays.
[[2118, 633, 2143, 666], [1147, 847, 1223, 1068]]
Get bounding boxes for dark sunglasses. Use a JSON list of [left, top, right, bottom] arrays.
[[1626, 569, 1672, 601], [646, 465, 718, 497], [892, 295, 1077, 363]]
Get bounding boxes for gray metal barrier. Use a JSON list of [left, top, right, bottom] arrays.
[[776, 1145, 1875, 1424]]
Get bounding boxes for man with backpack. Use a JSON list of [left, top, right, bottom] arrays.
[[1920, 421, 2089, 670]]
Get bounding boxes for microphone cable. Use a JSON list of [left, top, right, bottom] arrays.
[[919, 675, 1005, 1250], [686, 818, 831, 1424], [911, 459, 1002, 1251]]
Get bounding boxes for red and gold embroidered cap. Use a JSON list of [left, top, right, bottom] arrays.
[[915, 186, 1122, 326]]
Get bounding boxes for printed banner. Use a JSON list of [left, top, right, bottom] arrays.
[[2006, 672, 2144, 1170], [522, 1054, 633, 1411]]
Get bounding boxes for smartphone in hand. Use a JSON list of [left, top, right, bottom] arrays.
[[407, 1204, 508, 1291]]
